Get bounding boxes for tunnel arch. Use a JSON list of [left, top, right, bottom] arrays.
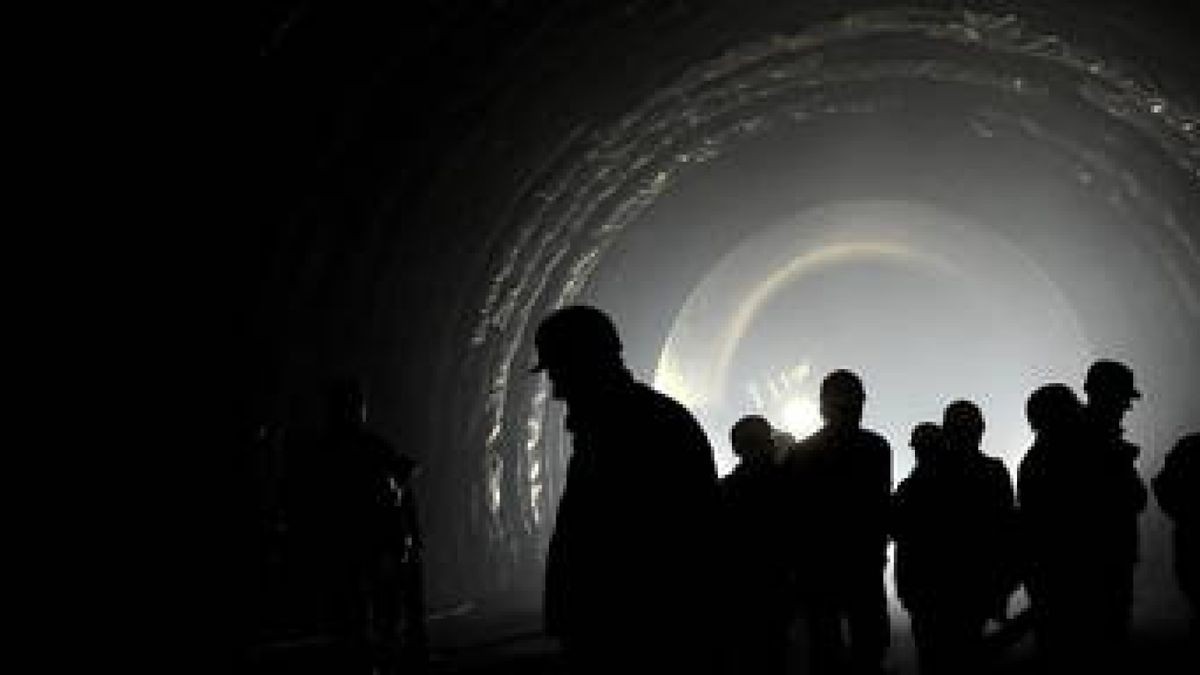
[[251, 1, 1200, 634], [446, 6, 1200, 612]]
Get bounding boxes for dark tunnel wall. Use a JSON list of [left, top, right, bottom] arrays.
[[248, 0, 1200, 620]]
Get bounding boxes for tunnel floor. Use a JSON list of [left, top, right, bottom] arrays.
[[244, 585, 1196, 672], [422, 607, 1198, 675]]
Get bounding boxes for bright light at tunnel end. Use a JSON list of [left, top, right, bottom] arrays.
[[781, 396, 821, 438]]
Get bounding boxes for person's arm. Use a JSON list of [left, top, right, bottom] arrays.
[[992, 461, 1020, 619], [1123, 442, 1149, 514], [890, 479, 913, 541], [871, 435, 894, 558], [544, 459, 579, 638]]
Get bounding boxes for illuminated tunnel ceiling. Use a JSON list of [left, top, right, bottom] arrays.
[[252, 0, 1200, 610]]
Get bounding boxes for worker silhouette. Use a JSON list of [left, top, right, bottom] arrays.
[[535, 305, 720, 674], [939, 401, 1019, 672], [783, 370, 891, 675], [891, 422, 958, 675], [1077, 360, 1147, 663], [1153, 433, 1200, 630], [1017, 361, 1147, 672], [315, 378, 427, 674], [1017, 382, 1084, 672], [719, 415, 790, 675]]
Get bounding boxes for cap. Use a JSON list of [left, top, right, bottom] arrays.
[[1084, 359, 1141, 400], [530, 305, 622, 373]]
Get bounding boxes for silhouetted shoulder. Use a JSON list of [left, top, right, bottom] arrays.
[[1154, 434, 1200, 523], [636, 382, 704, 434], [640, 381, 693, 417], [978, 455, 1011, 479], [856, 429, 892, 463], [636, 382, 716, 465], [860, 429, 890, 449]]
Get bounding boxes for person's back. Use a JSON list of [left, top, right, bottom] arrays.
[[552, 377, 717, 635]]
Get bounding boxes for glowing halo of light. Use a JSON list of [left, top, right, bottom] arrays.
[[655, 238, 944, 411], [651, 199, 1096, 479], [653, 199, 1092, 420]]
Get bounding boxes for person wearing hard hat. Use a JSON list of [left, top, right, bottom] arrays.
[[534, 305, 720, 674]]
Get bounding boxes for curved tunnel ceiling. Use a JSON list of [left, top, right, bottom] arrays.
[[253, 1, 1200, 624]]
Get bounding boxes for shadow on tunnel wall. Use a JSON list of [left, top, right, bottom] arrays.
[[244, 0, 1200, 637]]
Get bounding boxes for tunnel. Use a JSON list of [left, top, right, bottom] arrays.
[[243, 0, 1200, 670]]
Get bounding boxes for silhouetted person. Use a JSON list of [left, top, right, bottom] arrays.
[[945, 402, 1020, 614], [1017, 362, 1147, 672], [315, 378, 427, 674], [536, 305, 720, 674], [891, 422, 955, 674], [720, 415, 790, 675], [784, 370, 891, 675], [1153, 433, 1200, 629], [1017, 382, 1084, 672], [934, 401, 1019, 672], [1078, 360, 1147, 661]]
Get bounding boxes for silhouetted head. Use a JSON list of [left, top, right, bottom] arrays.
[[772, 429, 797, 452], [324, 376, 367, 429], [532, 305, 624, 404], [731, 415, 775, 462], [1163, 432, 1199, 474], [1026, 383, 1082, 435], [819, 369, 866, 429], [943, 400, 984, 453], [1176, 433, 1200, 456], [910, 422, 944, 466], [1083, 359, 1140, 425]]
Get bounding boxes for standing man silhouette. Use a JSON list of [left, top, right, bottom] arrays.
[[784, 370, 892, 675], [1019, 362, 1147, 671], [1153, 433, 1200, 630], [1079, 359, 1148, 665], [940, 401, 1018, 671], [1017, 383, 1086, 672], [315, 378, 427, 674], [720, 415, 790, 675], [891, 422, 953, 675], [535, 305, 720, 674]]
